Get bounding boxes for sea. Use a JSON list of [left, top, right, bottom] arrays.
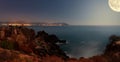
[[29, 26, 120, 58]]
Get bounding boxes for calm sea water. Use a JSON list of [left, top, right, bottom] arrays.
[[29, 26, 120, 58]]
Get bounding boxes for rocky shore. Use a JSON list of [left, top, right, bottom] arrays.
[[0, 26, 120, 62]]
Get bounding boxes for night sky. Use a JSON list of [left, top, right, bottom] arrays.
[[0, 0, 120, 25]]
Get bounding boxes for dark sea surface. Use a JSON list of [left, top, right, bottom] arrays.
[[29, 26, 120, 58]]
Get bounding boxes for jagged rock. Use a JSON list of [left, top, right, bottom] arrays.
[[0, 26, 68, 61]]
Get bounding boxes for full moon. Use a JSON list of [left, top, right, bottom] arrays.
[[108, 0, 120, 12]]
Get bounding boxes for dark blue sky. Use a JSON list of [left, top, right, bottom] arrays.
[[0, 0, 120, 25]]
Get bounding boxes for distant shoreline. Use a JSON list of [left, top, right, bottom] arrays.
[[0, 22, 69, 26]]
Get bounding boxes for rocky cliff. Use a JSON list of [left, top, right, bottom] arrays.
[[0, 26, 120, 62], [0, 26, 68, 62]]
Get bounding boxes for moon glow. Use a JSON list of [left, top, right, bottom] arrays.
[[108, 0, 120, 12]]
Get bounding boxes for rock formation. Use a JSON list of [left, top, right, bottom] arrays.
[[0, 26, 68, 62], [0, 26, 120, 62]]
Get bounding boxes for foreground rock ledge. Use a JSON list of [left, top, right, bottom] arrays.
[[0, 26, 120, 62]]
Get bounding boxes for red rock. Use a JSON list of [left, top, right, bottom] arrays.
[[79, 58, 94, 62], [67, 58, 78, 62], [42, 55, 64, 62], [90, 56, 108, 62]]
